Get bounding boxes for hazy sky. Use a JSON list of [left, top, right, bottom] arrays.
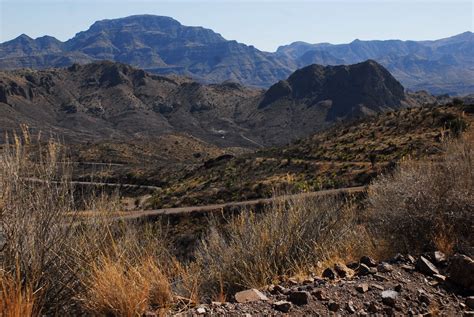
[[0, 0, 472, 52]]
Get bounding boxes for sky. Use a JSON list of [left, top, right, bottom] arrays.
[[0, 0, 472, 52]]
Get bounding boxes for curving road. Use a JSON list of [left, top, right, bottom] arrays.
[[80, 186, 366, 221]]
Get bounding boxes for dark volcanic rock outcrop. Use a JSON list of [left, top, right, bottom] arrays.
[[260, 60, 406, 120]]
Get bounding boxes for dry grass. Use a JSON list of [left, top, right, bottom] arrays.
[[83, 256, 172, 317], [367, 136, 473, 255], [0, 271, 36, 317], [195, 194, 370, 298]]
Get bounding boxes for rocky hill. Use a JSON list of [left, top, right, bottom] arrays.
[[0, 15, 472, 94], [0, 60, 413, 148], [277, 32, 474, 95]]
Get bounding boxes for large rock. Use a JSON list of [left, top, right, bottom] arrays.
[[416, 256, 440, 276], [334, 263, 354, 278], [234, 289, 269, 303], [381, 290, 399, 306], [288, 291, 311, 306], [448, 254, 474, 291], [273, 300, 292, 313]]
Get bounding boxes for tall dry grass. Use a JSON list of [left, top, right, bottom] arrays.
[[195, 194, 370, 298], [0, 131, 181, 316], [367, 136, 473, 254]]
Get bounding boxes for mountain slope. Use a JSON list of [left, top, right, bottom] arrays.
[[0, 60, 413, 147], [0, 15, 472, 94], [277, 32, 474, 95], [0, 15, 294, 88]]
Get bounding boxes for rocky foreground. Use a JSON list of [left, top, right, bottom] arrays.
[[178, 253, 474, 316]]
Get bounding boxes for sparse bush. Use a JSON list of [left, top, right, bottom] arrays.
[[196, 194, 370, 298], [367, 137, 473, 254], [0, 130, 81, 314]]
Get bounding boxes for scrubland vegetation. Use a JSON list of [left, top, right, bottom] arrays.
[[0, 123, 472, 315]]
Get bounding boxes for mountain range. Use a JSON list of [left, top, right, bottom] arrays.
[[0, 60, 416, 147], [0, 15, 472, 95]]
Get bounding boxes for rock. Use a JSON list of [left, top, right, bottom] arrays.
[[360, 256, 378, 267], [346, 301, 356, 314], [433, 274, 446, 282], [381, 290, 399, 306], [288, 278, 299, 285], [273, 300, 292, 313], [356, 263, 372, 276], [288, 291, 311, 306], [235, 289, 269, 303], [368, 302, 379, 313], [270, 284, 286, 294], [334, 263, 354, 278], [377, 262, 394, 273], [416, 256, 440, 276], [347, 261, 359, 269], [322, 267, 337, 280], [401, 264, 415, 271], [196, 307, 206, 314], [312, 289, 327, 301], [371, 284, 385, 291], [448, 254, 474, 291], [466, 296, 474, 309], [407, 255, 416, 263], [393, 253, 405, 262], [302, 277, 314, 284], [431, 251, 447, 264], [356, 283, 369, 293], [417, 289, 431, 304], [328, 300, 340, 312]]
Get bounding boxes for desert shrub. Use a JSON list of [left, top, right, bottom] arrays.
[[0, 131, 82, 314], [0, 131, 181, 315], [83, 256, 172, 317], [195, 194, 368, 298], [367, 137, 473, 254]]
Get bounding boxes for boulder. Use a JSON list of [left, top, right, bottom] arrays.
[[356, 263, 374, 276], [234, 289, 269, 303], [334, 263, 354, 278], [377, 262, 394, 273], [288, 291, 311, 306], [328, 300, 340, 312], [322, 267, 337, 280], [356, 283, 369, 293], [448, 254, 474, 291], [381, 290, 399, 306], [273, 300, 292, 313], [416, 256, 440, 276], [360, 256, 378, 267]]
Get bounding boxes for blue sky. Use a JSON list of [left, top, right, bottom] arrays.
[[0, 0, 472, 52]]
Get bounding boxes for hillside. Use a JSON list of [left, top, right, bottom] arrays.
[[0, 60, 413, 148], [146, 104, 470, 208], [0, 15, 472, 94]]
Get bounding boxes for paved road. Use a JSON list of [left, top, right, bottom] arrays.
[[93, 186, 366, 221]]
